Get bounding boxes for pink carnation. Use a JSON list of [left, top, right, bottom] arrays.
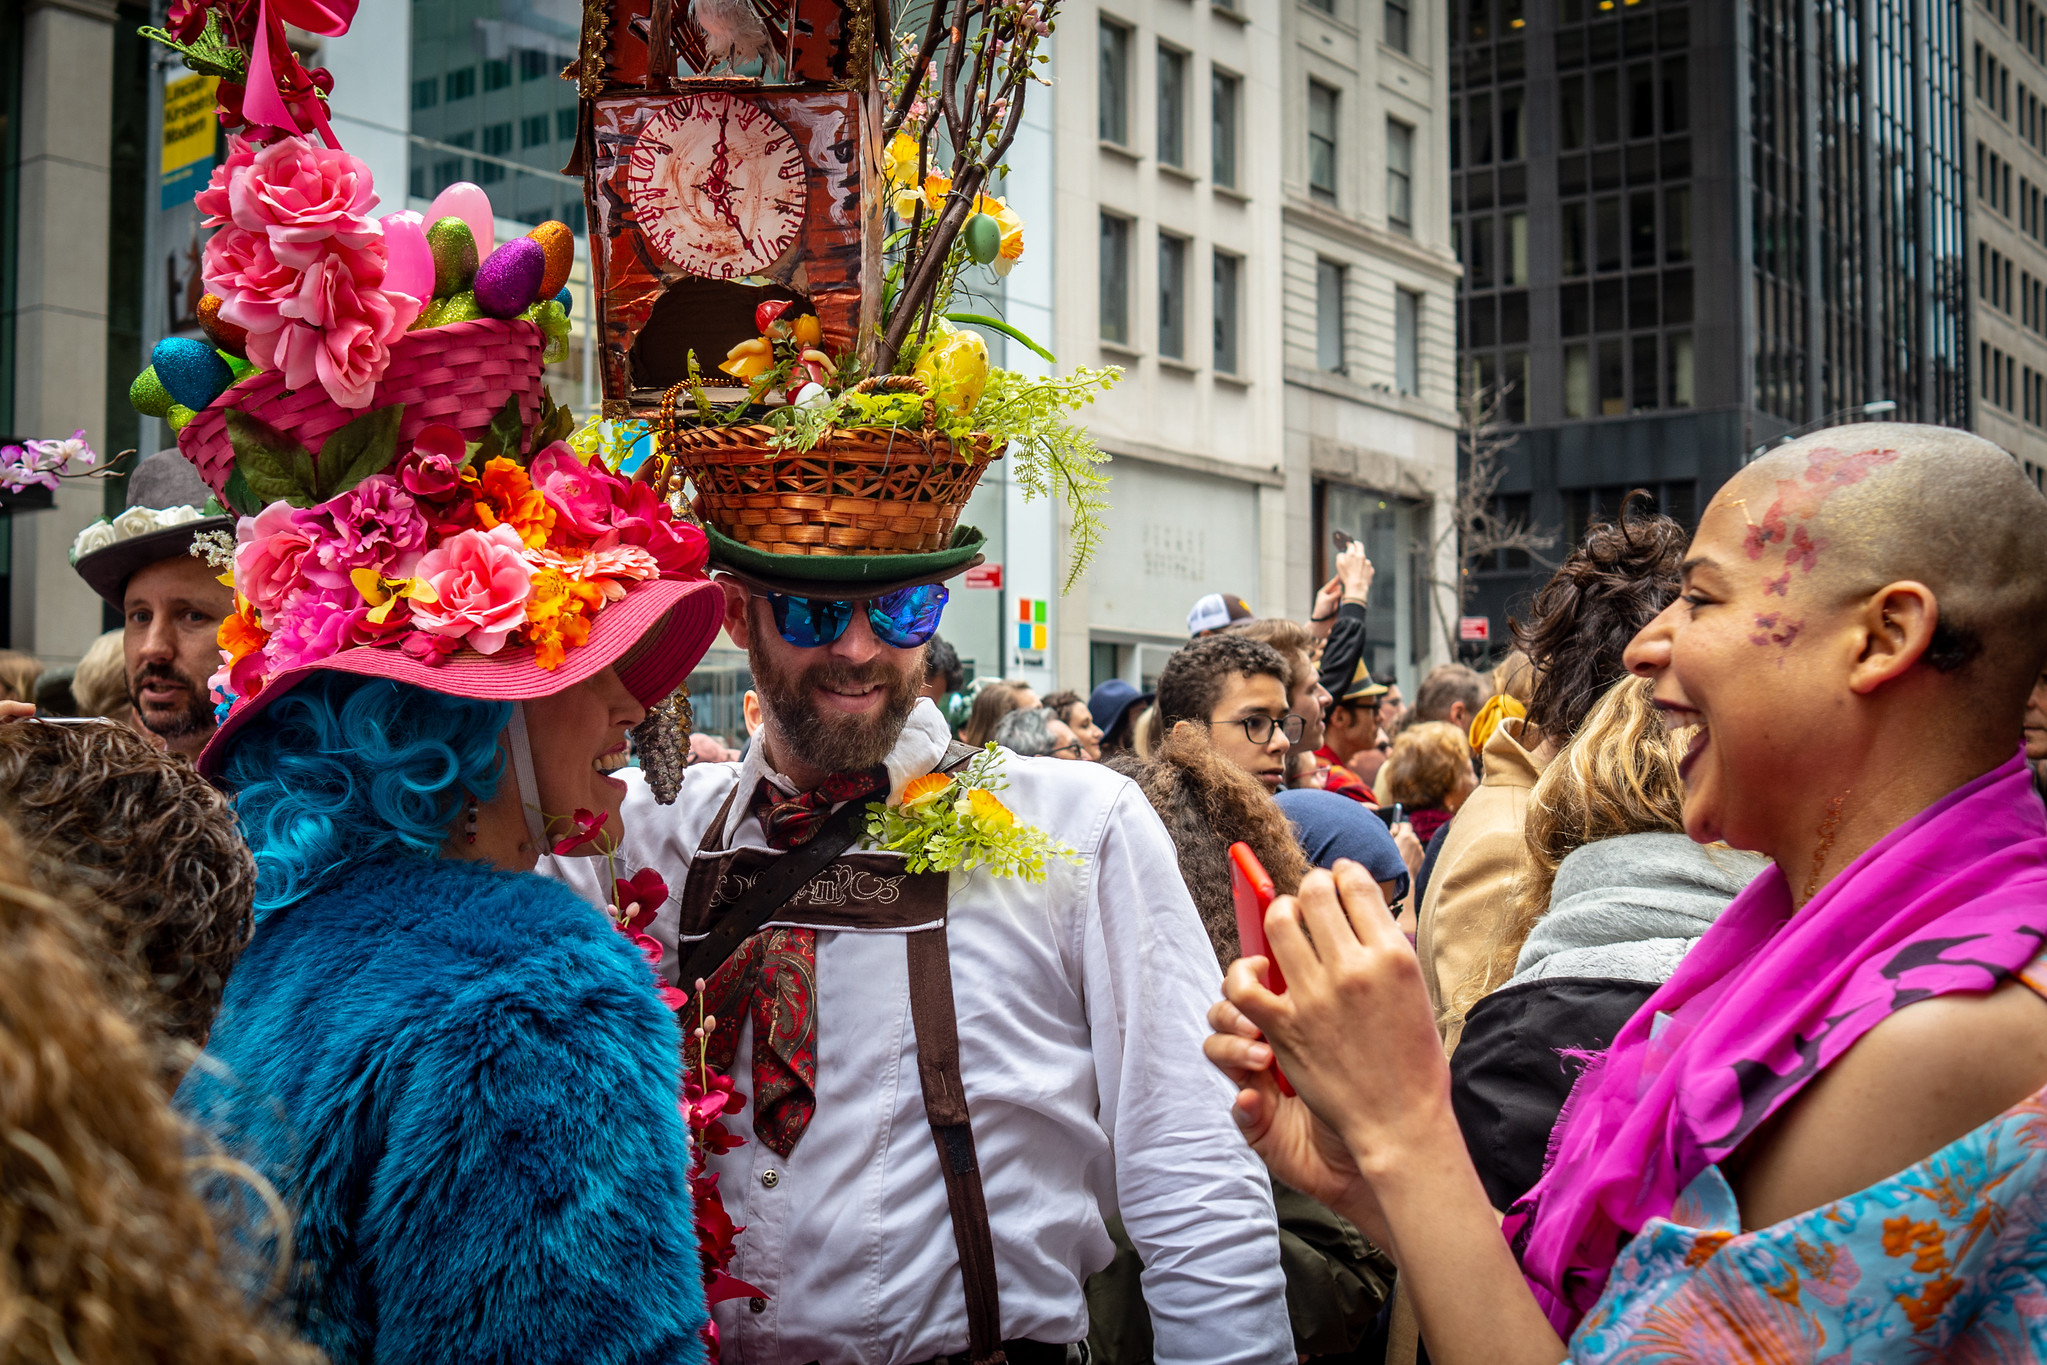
[[193, 135, 259, 228], [235, 501, 333, 611], [312, 473, 428, 576], [410, 524, 533, 655], [613, 479, 710, 577], [263, 586, 371, 673]]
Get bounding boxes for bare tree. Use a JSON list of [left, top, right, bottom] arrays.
[[1426, 380, 1555, 660]]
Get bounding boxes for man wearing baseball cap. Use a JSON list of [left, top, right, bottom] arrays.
[[69, 450, 234, 759], [1317, 660, 1389, 804], [1185, 591, 1254, 637]]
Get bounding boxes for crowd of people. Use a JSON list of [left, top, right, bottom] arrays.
[[4, 421, 2047, 1365]]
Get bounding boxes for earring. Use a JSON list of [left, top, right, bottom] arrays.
[[464, 794, 479, 845]]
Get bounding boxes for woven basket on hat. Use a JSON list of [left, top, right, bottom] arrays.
[[656, 376, 999, 558], [178, 317, 548, 501]]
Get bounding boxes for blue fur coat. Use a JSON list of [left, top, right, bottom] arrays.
[[178, 854, 707, 1365]]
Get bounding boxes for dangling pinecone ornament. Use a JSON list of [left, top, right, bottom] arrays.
[[630, 687, 696, 803]]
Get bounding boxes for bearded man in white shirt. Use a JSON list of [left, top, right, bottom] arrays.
[[544, 524, 1290, 1365]]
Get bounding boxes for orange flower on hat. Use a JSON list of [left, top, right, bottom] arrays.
[[523, 565, 605, 670], [467, 457, 557, 550], [219, 595, 268, 664]]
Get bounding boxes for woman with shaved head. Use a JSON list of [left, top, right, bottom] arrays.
[[1205, 424, 2047, 1363]]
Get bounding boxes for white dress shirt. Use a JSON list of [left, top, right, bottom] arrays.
[[542, 701, 1291, 1365]]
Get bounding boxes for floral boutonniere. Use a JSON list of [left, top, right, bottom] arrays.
[[865, 744, 1080, 881]]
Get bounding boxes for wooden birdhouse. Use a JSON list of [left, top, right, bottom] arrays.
[[569, 0, 885, 420]]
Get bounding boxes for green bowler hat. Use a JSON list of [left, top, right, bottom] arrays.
[[705, 523, 988, 597]]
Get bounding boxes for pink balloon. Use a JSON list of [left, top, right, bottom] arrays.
[[378, 210, 435, 302], [427, 182, 497, 256]]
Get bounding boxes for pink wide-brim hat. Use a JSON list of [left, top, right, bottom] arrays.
[[196, 575, 726, 779]]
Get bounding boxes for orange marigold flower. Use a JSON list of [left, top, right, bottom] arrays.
[[523, 567, 604, 670], [468, 457, 557, 550], [219, 597, 267, 662]]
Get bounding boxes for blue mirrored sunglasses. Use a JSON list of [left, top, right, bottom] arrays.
[[761, 583, 950, 649]]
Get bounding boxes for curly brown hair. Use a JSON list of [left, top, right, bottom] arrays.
[[0, 722, 256, 1048], [1109, 727, 1311, 969], [1512, 491, 1687, 744], [1378, 721, 1473, 811], [0, 817, 321, 1365]]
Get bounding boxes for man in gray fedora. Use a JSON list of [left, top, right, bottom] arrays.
[[70, 450, 234, 759]]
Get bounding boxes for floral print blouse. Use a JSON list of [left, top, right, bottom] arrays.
[[1570, 1056, 2047, 1361]]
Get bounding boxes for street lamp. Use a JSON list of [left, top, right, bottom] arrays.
[[1748, 400, 1898, 462]]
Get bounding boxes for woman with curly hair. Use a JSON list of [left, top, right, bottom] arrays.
[[0, 719, 256, 1051], [1416, 493, 1688, 1025], [0, 816, 320, 1365], [1377, 722, 1480, 849]]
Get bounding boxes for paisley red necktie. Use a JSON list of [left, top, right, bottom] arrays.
[[699, 768, 886, 1156]]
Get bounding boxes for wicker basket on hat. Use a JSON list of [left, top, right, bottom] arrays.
[[177, 317, 550, 502], [657, 377, 999, 557]]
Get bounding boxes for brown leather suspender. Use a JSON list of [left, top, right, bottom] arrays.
[[681, 745, 1007, 1362]]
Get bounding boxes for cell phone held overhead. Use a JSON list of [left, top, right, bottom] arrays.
[[1228, 841, 1295, 1097]]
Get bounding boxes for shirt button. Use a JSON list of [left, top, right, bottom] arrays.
[[761, 1169, 780, 1188], [749, 1297, 767, 1314]]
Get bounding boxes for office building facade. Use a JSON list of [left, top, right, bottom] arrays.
[[1453, 0, 1971, 636]]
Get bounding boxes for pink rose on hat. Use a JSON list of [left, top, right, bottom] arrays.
[[219, 135, 380, 253], [410, 524, 533, 655], [236, 501, 330, 612]]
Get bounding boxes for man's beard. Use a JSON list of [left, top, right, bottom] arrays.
[[129, 660, 214, 741], [749, 641, 923, 777]]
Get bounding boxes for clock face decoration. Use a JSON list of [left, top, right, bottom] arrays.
[[627, 92, 808, 279]]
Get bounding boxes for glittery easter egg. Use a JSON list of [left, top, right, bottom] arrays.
[[152, 336, 233, 411], [128, 366, 174, 419], [426, 217, 479, 297], [422, 291, 482, 328], [527, 221, 574, 300], [427, 182, 497, 257], [555, 287, 573, 310], [165, 403, 197, 432], [196, 293, 249, 358], [474, 238, 547, 319]]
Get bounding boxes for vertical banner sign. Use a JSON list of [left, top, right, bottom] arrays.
[[1016, 597, 1047, 653], [161, 74, 220, 211]]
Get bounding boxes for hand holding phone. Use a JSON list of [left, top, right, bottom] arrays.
[[1228, 842, 1295, 1096]]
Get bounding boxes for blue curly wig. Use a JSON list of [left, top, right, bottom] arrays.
[[221, 673, 512, 910]]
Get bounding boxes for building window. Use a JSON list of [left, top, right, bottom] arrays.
[[1099, 19, 1131, 146], [1664, 186, 1690, 261], [520, 48, 551, 81], [1100, 213, 1132, 344], [412, 78, 438, 111], [1468, 215, 1493, 288], [1562, 201, 1588, 276], [1668, 332, 1694, 406], [1213, 69, 1241, 188], [483, 58, 512, 92], [1215, 250, 1241, 374], [557, 107, 578, 141], [1501, 351, 1529, 422], [1629, 191, 1656, 267], [1598, 338, 1624, 415], [1387, 119, 1414, 233], [1662, 55, 1689, 132], [1628, 62, 1654, 139], [1470, 92, 1494, 164], [479, 123, 513, 182], [1565, 343, 1591, 417], [1384, 0, 1410, 52], [1633, 335, 1659, 410], [1305, 0, 1333, 15], [1595, 196, 1621, 272], [446, 66, 476, 101], [1559, 75, 1585, 150], [1159, 233, 1188, 359], [1158, 45, 1187, 168], [1394, 287, 1420, 395], [1316, 258, 1346, 371], [1593, 67, 1619, 143], [1309, 80, 1339, 203], [1503, 211, 1527, 285], [521, 114, 550, 149], [1499, 87, 1525, 161]]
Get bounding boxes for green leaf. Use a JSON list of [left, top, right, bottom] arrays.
[[474, 396, 526, 465], [312, 402, 405, 501], [224, 408, 319, 507], [943, 312, 1057, 365], [220, 468, 261, 518]]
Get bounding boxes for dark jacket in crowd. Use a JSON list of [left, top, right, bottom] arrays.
[[1449, 832, 1767, 1211]]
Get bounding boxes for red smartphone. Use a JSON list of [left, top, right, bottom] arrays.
[[1228, 842, 1294, 1096]]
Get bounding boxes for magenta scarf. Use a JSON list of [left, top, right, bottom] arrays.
[[1505, 752, 2047, 1335]]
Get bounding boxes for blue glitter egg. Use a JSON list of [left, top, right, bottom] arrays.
[[151, 336, 233, 411], [554, 287, 573, 310]]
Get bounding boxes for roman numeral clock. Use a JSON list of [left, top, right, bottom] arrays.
[[569, 0, 885, 420]]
